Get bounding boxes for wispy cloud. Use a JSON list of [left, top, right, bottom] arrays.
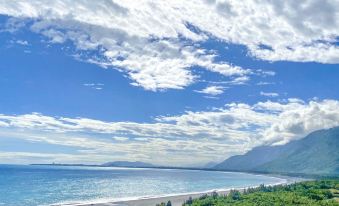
[[1, 99, 339, 165], [260, 91, 279, 97], [112, 136, 129, 142], [195, 86, 225, 96], [83, 83, 104, 90], [257, 81, 275, 86], [229, 76, 250, 85], [1, 0, 337, 91], [14, 39, 29, 45], [255, 70, 276, 77]]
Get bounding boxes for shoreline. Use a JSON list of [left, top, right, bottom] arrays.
[[61, 175, 305, 206]]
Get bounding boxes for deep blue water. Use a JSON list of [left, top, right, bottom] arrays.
[[0, 165, 286, 206]]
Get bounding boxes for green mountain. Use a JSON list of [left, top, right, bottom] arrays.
[[214, 127, 339, 176]]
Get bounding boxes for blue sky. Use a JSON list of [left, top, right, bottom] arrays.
[[0, 1, 338, 166]]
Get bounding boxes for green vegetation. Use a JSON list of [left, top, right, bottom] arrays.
[[156, 200, 172, 206], [177, 180, 339, 206]]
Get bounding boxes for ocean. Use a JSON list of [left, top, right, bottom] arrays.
[[0, 164, 286, 206]]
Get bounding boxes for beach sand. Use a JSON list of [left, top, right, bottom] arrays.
[[70, 175, 305, 206], [113, 190, 231, 206], [73, 189, 233, 206]]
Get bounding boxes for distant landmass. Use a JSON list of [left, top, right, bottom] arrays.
[[31, 161, 155, 168], [31, 163, 99, 167], [101, 161, 154, 168], [214, 127, 339, 176]]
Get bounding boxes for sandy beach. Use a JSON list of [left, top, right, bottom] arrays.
[[66, 189, 237, 206], [113, 190, 232, 206], [73, 175, 305, 206]]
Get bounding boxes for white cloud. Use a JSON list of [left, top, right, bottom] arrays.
[[230, 76, 250, 85], [260, 91, 279, 97], [1, 0, 337, 90], [195, 86, 225, 96], [15, 39, 29, 45], [259, 99, 339, 145], [255, 70, 276, 77], [257, 81, 275, 86], [0, 0, 249, 91], [83, 83, 104, 90], [0, 99, 338, 165], [112, 136, 129, 141], [0, 121, 9, 127]]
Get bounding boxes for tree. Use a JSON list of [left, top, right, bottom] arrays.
[[185, 196, 193, 205], [211, 191, 218, 198], [228, 190, 241, 200]]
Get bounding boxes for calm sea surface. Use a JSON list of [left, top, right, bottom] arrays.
[[0, 164, 286, 206]]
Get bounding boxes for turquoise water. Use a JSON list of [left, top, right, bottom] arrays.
[[0, 165, 286, 206]]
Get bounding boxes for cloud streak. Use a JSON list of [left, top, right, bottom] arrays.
[[1, 99, 339, 165], [260, 91, 279, 97], [195, 86, 225, 96]]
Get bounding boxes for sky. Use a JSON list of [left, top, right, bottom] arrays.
[[0, 0, 338, 167]]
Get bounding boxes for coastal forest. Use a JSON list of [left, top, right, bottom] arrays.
[[183, 180, 339, 206], [157, 180, 339, 206]]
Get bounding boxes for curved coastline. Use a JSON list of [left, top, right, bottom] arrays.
[[55, 173, 303, 206]]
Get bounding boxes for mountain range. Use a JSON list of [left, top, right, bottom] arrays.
[[214, 127, 339, 176], [101, 161, 154, 168]]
